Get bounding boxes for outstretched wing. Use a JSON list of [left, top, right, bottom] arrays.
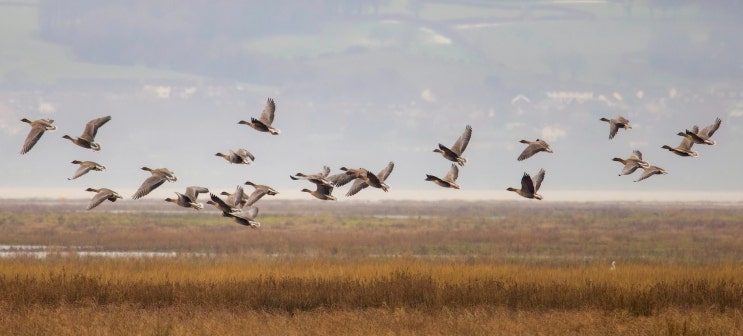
[[21, 126, 46, 154], [244, 189, 268, 207], [532, 169, 546, 192], [328, 172, 356, 187], [132, 175, 165, 199], [87, 190, 111, 210], [81, 115, 111, 141], [345, 179, 369, 197], [376, 161, 395, 182], [185, 186, 209, 201], [70, 163, 94, 180], [451, 125, 472, 155], [444, 164, 459, 182], [700, 117, 721, 138], [259, 98, 276, 125], [520, 173, 535, 194]]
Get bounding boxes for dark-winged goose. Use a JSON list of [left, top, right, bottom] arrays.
[[612, 150, 649, 176], [165, 186, 209, 210], [507, 169, 546, 200], [238, 98, 280, 135], [215, 148, 254, 164], [679, 117, 721, 145], [433, 125, 472, 166], [425, 164, 460, 189]]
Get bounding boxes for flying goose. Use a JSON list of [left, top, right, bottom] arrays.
[[218, 185, 246, 209], [600, 116, 631, 139], [215, 148, 254, 164], [165, 186, 209, 210], [634, 165, 668, 182], [433, 125, 472, 166], [68, 160, 106, 180], [425, 164, 460, 189], [612, 150, 649, 176], [225, 206, 261, 229], [238, 98, 280, 135], [244, 181, 279, 196], [206, 193, 242, 214], [62, 115, 111, 151], [301, 180, 337, 201], [662, 137, 698, 157], [679, 117, 721, 145], [507, 169, 546, 200], [517, 139, 553, 161], [290, 165, 331, 186], [85, 187, 122, 210], [345, 161, 394, 197], [20, 118, 57, 154], [132, 167, 177, 199]]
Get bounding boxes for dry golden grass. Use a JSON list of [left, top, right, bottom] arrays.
[[1, 201, 742, 334]]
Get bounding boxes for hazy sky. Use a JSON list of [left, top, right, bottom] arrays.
[[1, 1, 742, 203]]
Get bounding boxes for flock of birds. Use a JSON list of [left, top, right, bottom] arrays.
[[18, 99, 723, 229]]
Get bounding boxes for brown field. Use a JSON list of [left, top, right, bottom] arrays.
[[1, 200, 742, 335]]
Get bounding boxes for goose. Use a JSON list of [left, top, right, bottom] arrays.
[[679, 117, 721, 145], [85, 187, 122, 210], [238, 97, 280, 135], [218, 185, 246, 209], [634, 165, 668, 182], [215, 148, 254, 164], [290, 166, 331, 186], [165, 186, 209, 210], [662, 137, 698, 157], [62, 115, 111, 151], [507, 169, 546, 200], [433, 125, 472, 166], [68, 160, 106, 180], [612, 150, 649, 176], [345, 161, 394, 197], [301, 180, 336, 201], [20, 118, 56, 154], [600, 116, 631, 139], [132, 167, 177, 199], [225, 206, 261, 229], [425, 164, 460, 189], [244, 181, 279, 196], [206, 193, 242, 214], [517, 139, 553, 161]]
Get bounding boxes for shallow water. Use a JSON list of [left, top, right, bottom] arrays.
[[0, 245, 207, 259]]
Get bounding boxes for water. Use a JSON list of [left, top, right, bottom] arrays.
[[0, 245, 208, 259]]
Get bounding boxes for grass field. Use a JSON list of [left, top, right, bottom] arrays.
[[1, 200, 742, 335]]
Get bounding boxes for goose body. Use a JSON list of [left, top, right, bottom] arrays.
[[63, 115, 111, 151], [68, 160, 106, 180], [132, 167, 177, 199], [517, 139, 553, 161], [425, 164, 460, 189], [600, 116, 631, 139], [344, 162, 394, 197], [85, 187, 122, 210], [216, 148, 254, 164], [20, 118, 57, 154], [238, 98, 280, 135], [165, 186, 209, 210], [507, 169, 545, 200], [290, 166, 331, 186], [302, 180, 336, 201], [433, 125, 472, 166], [612, 150, 649, 176], [662, 137, 698, 157]]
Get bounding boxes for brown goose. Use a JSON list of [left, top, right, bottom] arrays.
[[302, 180, 336, 201], [68, 160, 106, 180], [433, 125, 472, 166], [634, 165, 668, 182], [507, 169, 545, 200], [290, 166, 331, 186], [679, 117, 721, 145], [517, 139, 553, 161], [612, 150, 649, 176], [85, 187, 122, 210], [218, 185, 246, 209], [20, 118, 57, 154], [215, 148, 254, 164], [600, 116, 631, 139], [244, 181, 279, 196], [132, 167, 177, 199], [238, 98, 280, 135], [237, 181, 279, 207], [62, 115, 111, 151], [662, 137, 698, 157], [165, 186, 209, 210], [206, 193, 242, 214], [425, 164, 460, 189], [345, 161, 394, 197], [225, 206, 261, 229]]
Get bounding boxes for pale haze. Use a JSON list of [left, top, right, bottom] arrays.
[[1, 1, 742, 202]]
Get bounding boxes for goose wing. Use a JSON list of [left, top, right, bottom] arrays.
[[81, 115, 111, 142], [132, 175, 166, 199], [345, 178, 369, 197], [209, 193, 233, 212], [520, 173, 535, 195], [631, 150, 643, 161], [244, 189, 268, 207], [185, 186, 209, 201], [451, 125, 472, 155], [376, 161, 395, 182], [236, 148, 255, 161], [532, 169, 546, 192], [443, 164, 459, 182], [700, 117, 721, 138], [259, 98, 276, 125], [226, 185, 244, 208], [328, 172, 356, 187], [608, 122, 619, 139], [87, 189, 113, 210], [517, 142, 540, 161], [70, 162, 95, 180], [21, 124, 48, 154]]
